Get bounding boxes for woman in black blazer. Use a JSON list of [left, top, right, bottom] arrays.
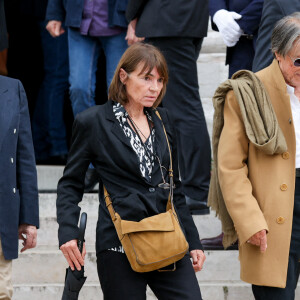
[[57, 43, 205, 299]]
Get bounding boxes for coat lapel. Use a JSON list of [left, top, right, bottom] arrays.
[[104, 101, 157, 185], [105, 101, 133, 150], [104, 102, 170, 186]]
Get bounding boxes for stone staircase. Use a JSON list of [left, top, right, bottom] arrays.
[[12, 24, 300, 300], [13, 193, 241, 300], [13, 189, 300, 299]]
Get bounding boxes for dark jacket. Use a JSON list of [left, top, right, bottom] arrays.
[[46, 0, 128, 29], [57, 101, 202, 254], [252, 0, 300, 72], [18, 0, 48, 20], [126, 0, 209, 38], [210, 0, 264, 35], [210, 0, 263, 75], [0, 76, 39, 260]]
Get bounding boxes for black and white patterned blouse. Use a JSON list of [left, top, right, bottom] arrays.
[[113, 102, 155, 183]]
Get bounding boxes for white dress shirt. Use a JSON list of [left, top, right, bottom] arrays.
[[286, 84, 300, 168]]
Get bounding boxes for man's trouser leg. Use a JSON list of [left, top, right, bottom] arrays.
[[147, 37, 211, 203], [0, 239, 12, 300]]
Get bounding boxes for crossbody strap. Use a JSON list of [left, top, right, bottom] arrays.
[[104, 186, 117, 221], [154, 110, 174, 211], [103, 109, 175, 221]]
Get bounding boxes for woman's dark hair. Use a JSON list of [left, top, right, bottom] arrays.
[[108, 43, 168, 108]]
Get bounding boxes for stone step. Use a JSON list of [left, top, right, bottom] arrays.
[[38, 193, 99, 218], [202, 96, 214, 140], [37, 193, 222, 246], [37, 166, 99, 192], [198, 54, 228, 99], [12, 248, 241, 284], [11, 249, 300, 299], [202, 31, 226, 54], [13, 283, 260, 300], [37, 213, 221, 247]]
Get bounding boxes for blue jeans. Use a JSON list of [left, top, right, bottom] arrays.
[[68, 28, 127, 117], [32, 21, 69, 160]]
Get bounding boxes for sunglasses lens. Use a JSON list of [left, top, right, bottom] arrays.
[[294, 59, 300, 67]]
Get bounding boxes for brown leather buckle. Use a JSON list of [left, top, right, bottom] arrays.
[[158, 262, 176, 272]]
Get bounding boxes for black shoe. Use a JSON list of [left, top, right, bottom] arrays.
[[84, 169, 100, 193], [201, 233, 239, 250], [185, 196, 210, 215]]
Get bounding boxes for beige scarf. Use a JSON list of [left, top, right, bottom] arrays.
[[208, 70, 287, 248]]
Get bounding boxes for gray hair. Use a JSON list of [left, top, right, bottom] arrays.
[[271, 12, 300, 57]]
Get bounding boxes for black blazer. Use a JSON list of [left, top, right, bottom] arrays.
[[252, 0, 300, 72], [0, 76, 39, 260], [57, 101, 202, 254], [126, 0, 209, 38]]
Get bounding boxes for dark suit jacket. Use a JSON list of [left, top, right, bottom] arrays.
[[210, 0, 263, 35], [57, 101, 202, 254], [210, 0, 263, 69], [252, 0, 300, 72], [0, 76, 39, 260], [126, 0, 209, 38], [18, 0, 49, 20], [46, 0, 128, 29]]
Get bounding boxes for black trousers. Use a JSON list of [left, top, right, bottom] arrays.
[[252, 177, 300, 299], [97, 251, 202, 300], [147, 37, 211, 203]]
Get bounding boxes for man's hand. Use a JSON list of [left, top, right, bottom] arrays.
[[213, 9, 243, 47], [247, 229, 267, 253], [125, 19, 145, 46], [190, 249, 206, 272], [18, 224, 37, 252], [46, 21, 65, 38], [60, 239, 86, 271]]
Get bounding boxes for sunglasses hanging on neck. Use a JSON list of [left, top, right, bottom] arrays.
[[126, 112, 175, 190]]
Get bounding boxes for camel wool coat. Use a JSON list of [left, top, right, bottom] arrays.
[[218, 59, 296, 288]]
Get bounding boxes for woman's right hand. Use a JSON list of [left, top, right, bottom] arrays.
[[125, 19, 145, 46], [190, 249, 206, 272], [60, 239, 86, 271]]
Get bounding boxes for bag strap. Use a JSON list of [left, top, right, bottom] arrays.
[[103, 109, 175, 221], [104, 186, 117, 221], [154, 110, 175, 211]]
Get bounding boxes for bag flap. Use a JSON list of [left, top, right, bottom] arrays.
[[121, 211, 174, 234]]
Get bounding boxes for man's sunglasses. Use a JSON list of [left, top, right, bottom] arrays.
[[288, 55, 300, 67]]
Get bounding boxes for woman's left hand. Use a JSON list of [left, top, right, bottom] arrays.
[[190, 249, 206, 272]]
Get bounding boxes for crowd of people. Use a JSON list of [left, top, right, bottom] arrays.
[[0, 0, 299, 299]]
